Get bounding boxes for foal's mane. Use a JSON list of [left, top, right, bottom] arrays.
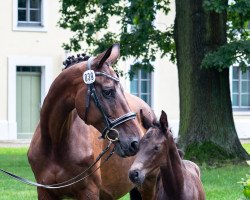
[[63, 53, 90, 69]]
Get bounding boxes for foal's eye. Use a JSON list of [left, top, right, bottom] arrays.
[[154, 145, 160, 151], [102, 89, 115, 98]]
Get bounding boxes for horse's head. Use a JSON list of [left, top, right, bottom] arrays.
[[129, 110, 171, 184], [75, 44, 141, 157]]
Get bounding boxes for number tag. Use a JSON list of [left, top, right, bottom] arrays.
[[83, 70, 95, 84]]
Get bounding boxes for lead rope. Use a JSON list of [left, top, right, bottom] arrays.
[[0, 141, 115, 189]]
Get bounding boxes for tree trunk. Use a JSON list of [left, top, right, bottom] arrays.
[[174, 0, 249, 163]]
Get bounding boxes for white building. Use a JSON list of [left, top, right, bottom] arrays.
[[0, 0, 249, 140]]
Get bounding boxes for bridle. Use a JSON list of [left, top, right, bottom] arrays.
[[84, 57, 136, 141], [0, 57, 137, 189]]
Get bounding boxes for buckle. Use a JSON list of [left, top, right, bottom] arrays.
[[105, 128, 119, 142]]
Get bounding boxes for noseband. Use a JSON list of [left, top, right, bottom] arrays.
[[84, 57, 136, 141]]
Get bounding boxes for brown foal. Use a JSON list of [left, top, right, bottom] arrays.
[[129, 111, 205, 200]]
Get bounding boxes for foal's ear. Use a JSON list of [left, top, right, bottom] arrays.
[[140, 109, 154, 130], [159, 110, 168, 130], [94, 44, 120, 69]]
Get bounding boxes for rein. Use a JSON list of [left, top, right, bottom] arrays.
[[0, 141, 115, 189]]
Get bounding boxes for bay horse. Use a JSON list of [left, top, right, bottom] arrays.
[[129, 111, 206, 200], [28, 44, 144, 199], [28, 92, 157, 199]]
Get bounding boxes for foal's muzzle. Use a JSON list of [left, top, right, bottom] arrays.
[[129, 169, 145, 184]]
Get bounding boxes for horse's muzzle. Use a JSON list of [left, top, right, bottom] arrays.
[[114, 139, 139, 157]]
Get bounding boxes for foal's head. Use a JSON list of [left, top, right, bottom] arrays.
[[129, 110, 172, 184], [73, 44, 141, 157]]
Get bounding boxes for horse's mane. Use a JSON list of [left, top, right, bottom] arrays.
[[63, 53, 90, 69]]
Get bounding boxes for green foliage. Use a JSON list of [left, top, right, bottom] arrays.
[[203, 0, 250, 70], [202, 40, 250, 71], [59, 0, 175, 75], [59, 0, 250, 74], [238, 173, 250, 199]]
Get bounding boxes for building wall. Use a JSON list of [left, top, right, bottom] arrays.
[[0, 0, 249, 140], [0, 0, 73, 139]]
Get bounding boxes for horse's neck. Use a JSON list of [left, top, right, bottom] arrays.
[[40, 66, 85, 149], [160, 136, 184, 199]]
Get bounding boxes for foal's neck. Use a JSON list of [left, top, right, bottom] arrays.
[[160, 136, 184, 199], [40, 64, 87, 149]]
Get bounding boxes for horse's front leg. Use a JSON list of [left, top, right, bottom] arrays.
[[76, 187, 100, 200], [138, 169, 158, 200], [37, 188, 60, 200]]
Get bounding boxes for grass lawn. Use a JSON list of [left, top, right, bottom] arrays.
[[0, 148, 37, 200], [0, 145, 249, 200]]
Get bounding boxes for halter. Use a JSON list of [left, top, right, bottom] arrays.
[[84, 57, 136, 141]]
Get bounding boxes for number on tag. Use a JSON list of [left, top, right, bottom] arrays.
[[83, 70, 95, 84]]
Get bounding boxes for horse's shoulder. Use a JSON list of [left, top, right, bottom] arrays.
[[28, 123, 43, 160]]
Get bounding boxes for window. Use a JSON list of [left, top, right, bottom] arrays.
[[232, 66, 250, 110], [18, 0, 42, 27], [17, 66, 41, 72], [130, 70, 152, 105]]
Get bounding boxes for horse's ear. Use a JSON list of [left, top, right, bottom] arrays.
[[159, 110, 168, 131], [93, 44, 120, 69], [178, 149, 185, 159], [140, 109, 154, 130]]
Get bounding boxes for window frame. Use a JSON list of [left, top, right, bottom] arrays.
[[230, 65, 250, 114], [130, 69, 152, 106], [7, 56, 53, 139], [13, 0, 48, 32], [18, 0, 42, 26]]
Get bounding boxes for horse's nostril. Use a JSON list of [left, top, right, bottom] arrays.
[[130, 141, 139, 152], [129, 170, 139, 182]]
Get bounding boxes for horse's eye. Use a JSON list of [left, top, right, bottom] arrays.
[[102, 89, 115, 98]]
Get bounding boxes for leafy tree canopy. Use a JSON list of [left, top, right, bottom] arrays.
[[59, 0, 250, 74], [202, 0, 250, 72], [59, 0, 174, 77]]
